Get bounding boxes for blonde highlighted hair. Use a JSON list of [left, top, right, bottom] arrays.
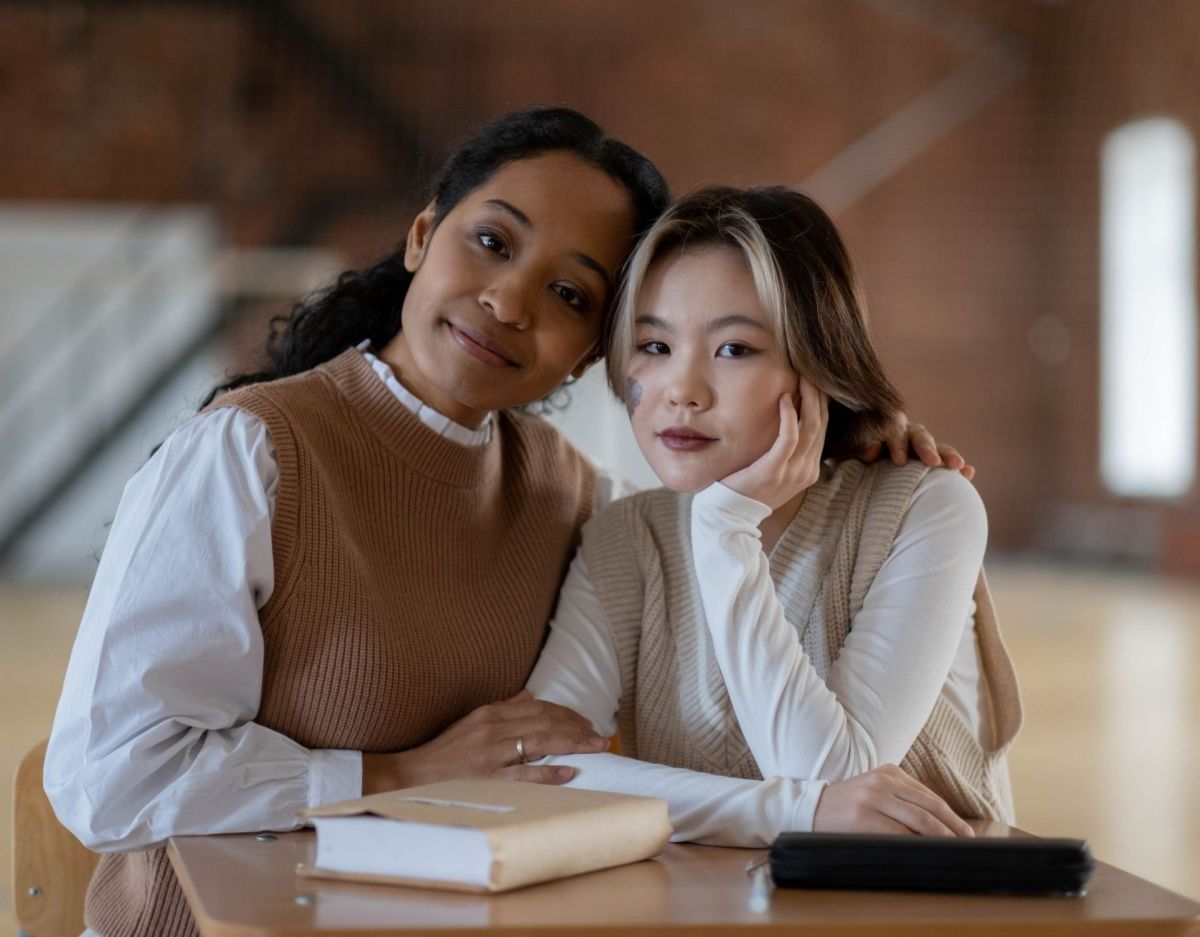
[[605, 185, 903, 458]]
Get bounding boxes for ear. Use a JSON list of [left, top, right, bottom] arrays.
[[403, 202, 438, 273]]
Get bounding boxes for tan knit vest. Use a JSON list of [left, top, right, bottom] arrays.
[[86, 349, 596, 937], [582, 460, 1022, 825]]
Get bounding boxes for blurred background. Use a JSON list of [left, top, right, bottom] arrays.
[[3, 0, 1199, 929]]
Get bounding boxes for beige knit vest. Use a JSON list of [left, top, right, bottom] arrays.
[[85, 349, 596, 937], [582, 460, 1022, 826]]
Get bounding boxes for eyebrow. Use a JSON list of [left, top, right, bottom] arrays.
[[483, 199, 611, 291], [634, 313, 770, 333], [485, 199, 532, 227]]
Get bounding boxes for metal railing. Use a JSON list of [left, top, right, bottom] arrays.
[[0, 207, 223, 556]]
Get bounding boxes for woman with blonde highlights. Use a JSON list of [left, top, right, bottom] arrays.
[[526, 185, 1022, 845]]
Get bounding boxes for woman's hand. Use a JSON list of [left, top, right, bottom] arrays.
[[813, 765, 975, 837], [857, 413, 975, 481], [721, 377, 829, 511], [362, 690, 610, 793]]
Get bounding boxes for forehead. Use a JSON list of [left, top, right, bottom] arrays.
[[457, 151, 637, 277], [639, 245, 772, 326]]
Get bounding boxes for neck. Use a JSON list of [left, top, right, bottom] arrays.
[[758, 487, 807, 554], [378, 333, 489, 429]]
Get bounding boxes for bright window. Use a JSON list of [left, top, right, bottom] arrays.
[[1100, 117, 1196, 497]]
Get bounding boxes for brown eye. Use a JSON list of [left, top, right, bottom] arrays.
[[476, 230, 509, 256], [553, 283, 589, 311]]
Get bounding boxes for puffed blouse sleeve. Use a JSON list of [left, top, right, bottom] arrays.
[[44, 407, 359, 852]]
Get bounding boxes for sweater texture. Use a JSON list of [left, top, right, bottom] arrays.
[[85, 349, 596, 937], [582, 460, 1021, 822]]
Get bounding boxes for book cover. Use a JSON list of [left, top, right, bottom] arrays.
[[298, 779, 673, 893]]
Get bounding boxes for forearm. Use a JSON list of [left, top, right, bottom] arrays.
[[45, 714, 359, 851], [542, 751, 824, 846], [692, 483, 875, 777]]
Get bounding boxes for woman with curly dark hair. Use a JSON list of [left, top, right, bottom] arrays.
[[47, 106, 673, 937]]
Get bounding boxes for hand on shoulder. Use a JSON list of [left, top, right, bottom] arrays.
[[855, 412, 976, 482]]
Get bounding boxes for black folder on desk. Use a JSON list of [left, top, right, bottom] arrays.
[[769, 833, 1094, 896]]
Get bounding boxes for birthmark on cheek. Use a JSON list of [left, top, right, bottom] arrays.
[[624, 378, 644, 416]]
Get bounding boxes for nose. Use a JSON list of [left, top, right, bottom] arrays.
[[479, 273, 533, 330], [665, 358, 712, 411]]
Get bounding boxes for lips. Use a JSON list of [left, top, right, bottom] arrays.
[[658, 425, 717, 452], [447, 322, 520, 368]]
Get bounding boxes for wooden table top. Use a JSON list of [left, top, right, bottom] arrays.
[[168, 824, 1200, 937]]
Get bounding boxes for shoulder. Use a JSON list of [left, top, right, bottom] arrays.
[[500, 407, 571, 445], [117, 407, 276, 524], [809, 459, 929, 522], [578, 488, 680, 601], [207, 368, 336, 422], [499, 409, 598, 473], [836, 467, 990, 577], [843, 460, 986, 542], [204, 370, 351, 472], [587, 486, 681, 524], [815, 461, 987, 563], [583, 487, 683, 544], [905, 468, 988, 542], [152, 406, 271, 474]]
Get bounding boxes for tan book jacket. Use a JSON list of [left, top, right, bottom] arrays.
[[298, 779, 672, 893]]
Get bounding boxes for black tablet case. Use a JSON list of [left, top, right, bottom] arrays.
[[769, 833, 1094, 896]]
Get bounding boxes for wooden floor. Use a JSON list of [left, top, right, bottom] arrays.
[[3, 561, 1199, 935]]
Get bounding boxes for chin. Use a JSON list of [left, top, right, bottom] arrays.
[[649, 463, 718, 494]]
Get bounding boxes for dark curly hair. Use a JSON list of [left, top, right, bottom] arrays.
[[202, 106, 670, 407]]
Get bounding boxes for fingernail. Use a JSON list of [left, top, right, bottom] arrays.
[[588, 736, 609, 748], [557, 766, 576, 780]]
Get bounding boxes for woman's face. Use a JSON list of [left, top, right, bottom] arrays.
[[627, 245, 800, 493], [385, 151, 636, 427]]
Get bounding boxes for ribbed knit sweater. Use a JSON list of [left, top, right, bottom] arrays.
[[84, 349, 596, 937], [582, 460, 1022, 822]]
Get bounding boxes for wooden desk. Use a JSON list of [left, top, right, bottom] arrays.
[[169, 824, 1200, 937]]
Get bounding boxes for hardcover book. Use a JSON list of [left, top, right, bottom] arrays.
[[298, 779, 672, 893]]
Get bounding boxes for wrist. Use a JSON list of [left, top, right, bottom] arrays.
[[696, 482, 772, 524], [797, 778, 828, 833], [362, 750, 422, 795]]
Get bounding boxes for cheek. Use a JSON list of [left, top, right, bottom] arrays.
[[624, 377, 644, 416], [549, 312, 602, 357], [733, 394, 787, 458], [625, 360, 654, 417], [398, 285, 430, 341]]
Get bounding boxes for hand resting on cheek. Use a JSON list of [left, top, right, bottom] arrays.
[[719, 375, 829, 511]]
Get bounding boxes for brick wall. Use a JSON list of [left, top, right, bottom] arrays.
[[4, 0, 1199, 560]]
